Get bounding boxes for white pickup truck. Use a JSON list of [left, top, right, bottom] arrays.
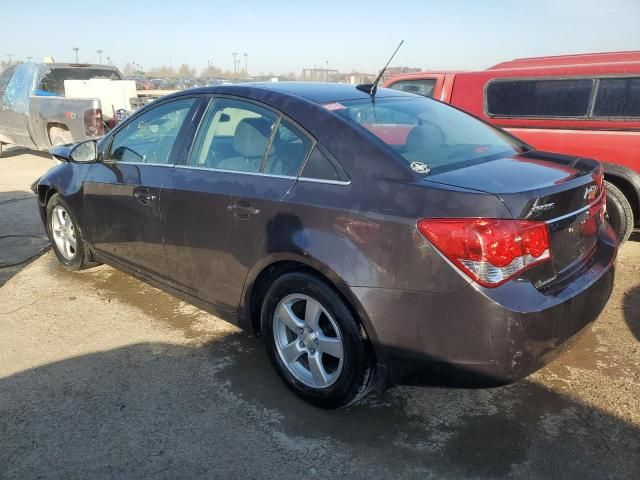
[[0, 63, 130, 156]]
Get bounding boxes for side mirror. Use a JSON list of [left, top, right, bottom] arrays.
[[49, 140, 98, 163], [71, 140, 98, 163]]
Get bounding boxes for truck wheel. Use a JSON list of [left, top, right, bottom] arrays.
[[49, 127, 73, 147], [604, 180, 634, 244]]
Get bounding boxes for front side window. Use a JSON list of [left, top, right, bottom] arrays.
[[594, 77, 640, 117], [332, 97, 526, 174], [388, 79, 436, 97], [107, 97, 195, 164], [486, 78, 594, 117]]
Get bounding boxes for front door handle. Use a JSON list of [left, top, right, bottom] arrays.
[[133, 188, 157, 206], [227, 203, 260, 219]]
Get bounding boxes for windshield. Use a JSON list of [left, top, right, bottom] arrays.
[[38, 67, 122, 96], [332, 97, 527, 173]]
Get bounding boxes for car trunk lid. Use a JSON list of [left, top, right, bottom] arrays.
[[424, 151, 605, 280]]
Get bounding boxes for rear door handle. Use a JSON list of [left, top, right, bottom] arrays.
[[133, 188, 157, 206], [227, 203, 260, 219]]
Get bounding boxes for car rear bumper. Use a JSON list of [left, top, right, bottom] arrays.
[[347, 225, 617, 387]]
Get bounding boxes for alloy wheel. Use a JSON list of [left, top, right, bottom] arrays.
[[273, 294, 344, 388], [50, 205, 77, 260]]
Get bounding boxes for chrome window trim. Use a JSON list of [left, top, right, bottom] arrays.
[[297, 177, 351, 186], [173, 163, 297, 180], [102, 160, 175, 167], [544, 198, 601, 225]]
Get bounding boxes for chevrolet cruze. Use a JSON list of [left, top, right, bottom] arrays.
[[34, 83, 617, 408]]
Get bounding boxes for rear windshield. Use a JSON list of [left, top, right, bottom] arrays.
[[38, 67, 122, 96], [332, 97, 525, 173]]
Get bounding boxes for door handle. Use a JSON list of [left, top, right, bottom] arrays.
[[227, 203, 260, 219], [133, 189, 157, 206]]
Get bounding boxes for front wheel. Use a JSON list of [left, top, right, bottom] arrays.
[[604, 181, 634, 244], [46, 193, 97, 271], [262, 272, 375, 408]]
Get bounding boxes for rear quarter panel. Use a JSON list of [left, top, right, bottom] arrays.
[[29, 96, 101, 149]]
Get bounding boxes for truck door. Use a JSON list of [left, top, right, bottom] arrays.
[[0, 64, 36, 148]]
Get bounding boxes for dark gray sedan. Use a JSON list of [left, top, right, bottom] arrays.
[[34, 83, 616, 408]]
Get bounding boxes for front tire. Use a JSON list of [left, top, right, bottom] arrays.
[[46, 193, 96, 271], [605, 181, 634, 244], [262, 272, 375, 408]]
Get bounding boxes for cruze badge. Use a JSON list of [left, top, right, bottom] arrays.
[[531, 202, 555, 213], [410, 162, 430, 174], [584, 185, 598, 201]]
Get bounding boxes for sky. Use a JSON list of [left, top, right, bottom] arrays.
[[1, 0, 639, 75]]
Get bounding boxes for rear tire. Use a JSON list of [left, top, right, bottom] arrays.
[[262, 272, 375, 409], [46, 193, 97, 271], [604, 180, 633, 244], [49, 127, 73, 147]]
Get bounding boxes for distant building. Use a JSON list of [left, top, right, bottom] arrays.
[[382, 66, 422, 82]]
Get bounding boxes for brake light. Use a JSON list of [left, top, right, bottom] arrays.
[[417, 218, 552, 287], [84, 108, 104, 137]]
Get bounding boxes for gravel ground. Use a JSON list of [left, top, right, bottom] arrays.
[[0, 150, 639, 479]]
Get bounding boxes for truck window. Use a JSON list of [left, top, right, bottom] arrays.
[[0, 66, 16, 95], [486, 78, 594, 117], [594, 77, 640, 118], [388, 79, 436, 97], [38, 67, 122, 96]]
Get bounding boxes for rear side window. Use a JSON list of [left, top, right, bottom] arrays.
[[301, 147, 349, 182], [388, 79, 436, 97], [263, 120, 313, 176], [486, 79, 593, 117], [594, 77, 640, 117], [190, 98, 278, 173]]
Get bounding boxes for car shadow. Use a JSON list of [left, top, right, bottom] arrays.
[[624, 284, 640, 341], [1, 334, 638, 479], [0, 145, 52, 159], [0, 190, 50, 287]]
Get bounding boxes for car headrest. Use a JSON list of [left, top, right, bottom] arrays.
[[233, 118, 274, 158], [406, 123, 445, 151]]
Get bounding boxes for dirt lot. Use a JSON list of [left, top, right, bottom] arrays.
[[1, 149, 639, 479]]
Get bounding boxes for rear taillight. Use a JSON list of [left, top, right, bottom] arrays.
[[417, 218, 552, 287], [84, 108, 104, 137]]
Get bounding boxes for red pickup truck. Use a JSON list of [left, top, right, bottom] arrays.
[[385, 51, 640, 243]]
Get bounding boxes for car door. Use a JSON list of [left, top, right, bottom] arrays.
[[161, 96, 314, 312], [83, 96, 201, 277]]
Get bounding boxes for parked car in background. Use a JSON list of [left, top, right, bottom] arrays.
[[385, 51, 640, 243], [0, 63, 122, 156], [34, 83, 616, 408]]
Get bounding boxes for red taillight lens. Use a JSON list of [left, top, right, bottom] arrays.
[[417, 218, 552, 287], [84, 108, 104, 137]]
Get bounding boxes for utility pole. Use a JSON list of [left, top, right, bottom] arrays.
[[232, 52, 238, 75], [207, 60, 211, 80], [244, 52, 248, 77], [97, 49, 103, 64], [72, 47, 79, 63], [326, 60, 329, 82], [106, 56, 111, 65]]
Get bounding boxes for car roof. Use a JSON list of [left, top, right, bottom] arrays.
[[173, 81, 416, 105]]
